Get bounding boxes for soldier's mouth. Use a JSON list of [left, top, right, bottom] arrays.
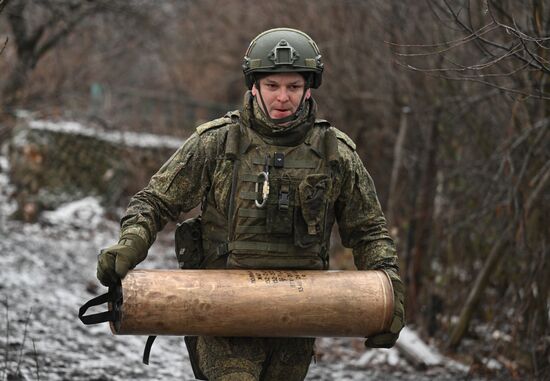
[[272, 109, 292, 117]]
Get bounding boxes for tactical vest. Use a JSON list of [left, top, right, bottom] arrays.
[[199, 113, 347, 271]]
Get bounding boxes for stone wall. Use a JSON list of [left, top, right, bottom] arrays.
[[7, 116, 185, 221]]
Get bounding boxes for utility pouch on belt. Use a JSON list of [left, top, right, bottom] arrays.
[[174, 216, 204, 269], [174, 216, 207, 379]]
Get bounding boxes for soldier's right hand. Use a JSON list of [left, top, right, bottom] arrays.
[[96, 234, 148, 287]]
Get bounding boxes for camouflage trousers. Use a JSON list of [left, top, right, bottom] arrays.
[[196, 336, 315, 381]]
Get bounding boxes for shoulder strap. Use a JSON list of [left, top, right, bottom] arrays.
[[333, 127, 356, 151], [196, 115, 233, 135], [312, 119, 341, 165], [227, 122, 242, 241], [324, 128, 339, 166], [225, 123, 240, 160]]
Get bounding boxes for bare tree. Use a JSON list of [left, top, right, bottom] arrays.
[[1, 0, 152, 108], [390, 4, 549, 372], [393, 0, 549, 99]]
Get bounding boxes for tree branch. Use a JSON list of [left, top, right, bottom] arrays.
[[515, 22, 550, 74], [35, 5, 99, 62], [386, 22, 498, 50], [394, 41, 527, 72], [442, 0, 546, 72], [394, 58, 532, 81], [393, 60, 550, 100]]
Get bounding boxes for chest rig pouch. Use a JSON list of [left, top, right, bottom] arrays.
[[204, 120, 341, 270], [174, 216, 204, 269]]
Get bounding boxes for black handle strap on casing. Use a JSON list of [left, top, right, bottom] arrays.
[[78, 285, 122, 326], [79, 285, 159, 366], [142, 335, 157, 365]]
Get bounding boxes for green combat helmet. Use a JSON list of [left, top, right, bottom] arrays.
[[242, 27, 324, 89]]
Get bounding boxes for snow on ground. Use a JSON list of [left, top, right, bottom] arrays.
[[41, 196, 107, 229], [1, 180, 192, 379], [20, 116, 185, 150], [0, 153, 489, 381]]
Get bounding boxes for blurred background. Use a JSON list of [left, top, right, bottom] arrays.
[[0, 1, 548, 380]]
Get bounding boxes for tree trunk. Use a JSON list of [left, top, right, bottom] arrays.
[[386, 106, 410, 227], [448, 226, 511, 349], [2, 58, 33, 108], [406, 107, 440, 320]]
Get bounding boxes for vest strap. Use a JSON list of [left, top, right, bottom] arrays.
[[241, 173, 260, 182], [239, 191, 259, 201], [252, 157, 317, 169], [238, 208, 267, 218], [235, 225, 267, 234], [229, 241, 295, 253]]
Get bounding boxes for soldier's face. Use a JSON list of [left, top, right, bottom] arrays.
[[252, 73, 311, 120]]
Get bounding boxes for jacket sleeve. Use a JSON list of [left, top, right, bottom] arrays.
[[335, 144, 406, 338], [334, 147, 399, 277], [119, 130, 218, 247]]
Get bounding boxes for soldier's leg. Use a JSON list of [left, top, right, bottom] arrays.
[[196, 336, 266, 381], [260, 338, 315, 381]]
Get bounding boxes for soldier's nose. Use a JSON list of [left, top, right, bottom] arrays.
[[277, 89, 290, 102]]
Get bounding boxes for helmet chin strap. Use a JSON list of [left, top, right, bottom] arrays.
[[254, 75, 311, 125]]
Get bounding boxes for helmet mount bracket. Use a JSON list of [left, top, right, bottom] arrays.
[[269, 40, 299, 66]]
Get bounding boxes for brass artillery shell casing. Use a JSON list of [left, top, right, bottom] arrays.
[[110, 269, 394, 338]]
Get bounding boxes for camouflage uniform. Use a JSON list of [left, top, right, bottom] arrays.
[[97, 27, 404, 381], [118, 92, 400, 380]]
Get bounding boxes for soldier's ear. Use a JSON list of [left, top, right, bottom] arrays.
[[251, 84, 258, 97], [305, 88, 311, 100]]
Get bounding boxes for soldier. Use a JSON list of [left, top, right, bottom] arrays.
[[96, 28, 405, 381]]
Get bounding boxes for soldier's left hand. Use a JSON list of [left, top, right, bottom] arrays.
[[365, 274, 405, 349], [365, 325, 401, 349]]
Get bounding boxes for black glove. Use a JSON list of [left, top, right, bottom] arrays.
[[96, 234, 148, 287], [365, 273, 405, 348]]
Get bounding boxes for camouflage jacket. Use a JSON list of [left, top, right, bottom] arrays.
[[119, 93, 399, 280]]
